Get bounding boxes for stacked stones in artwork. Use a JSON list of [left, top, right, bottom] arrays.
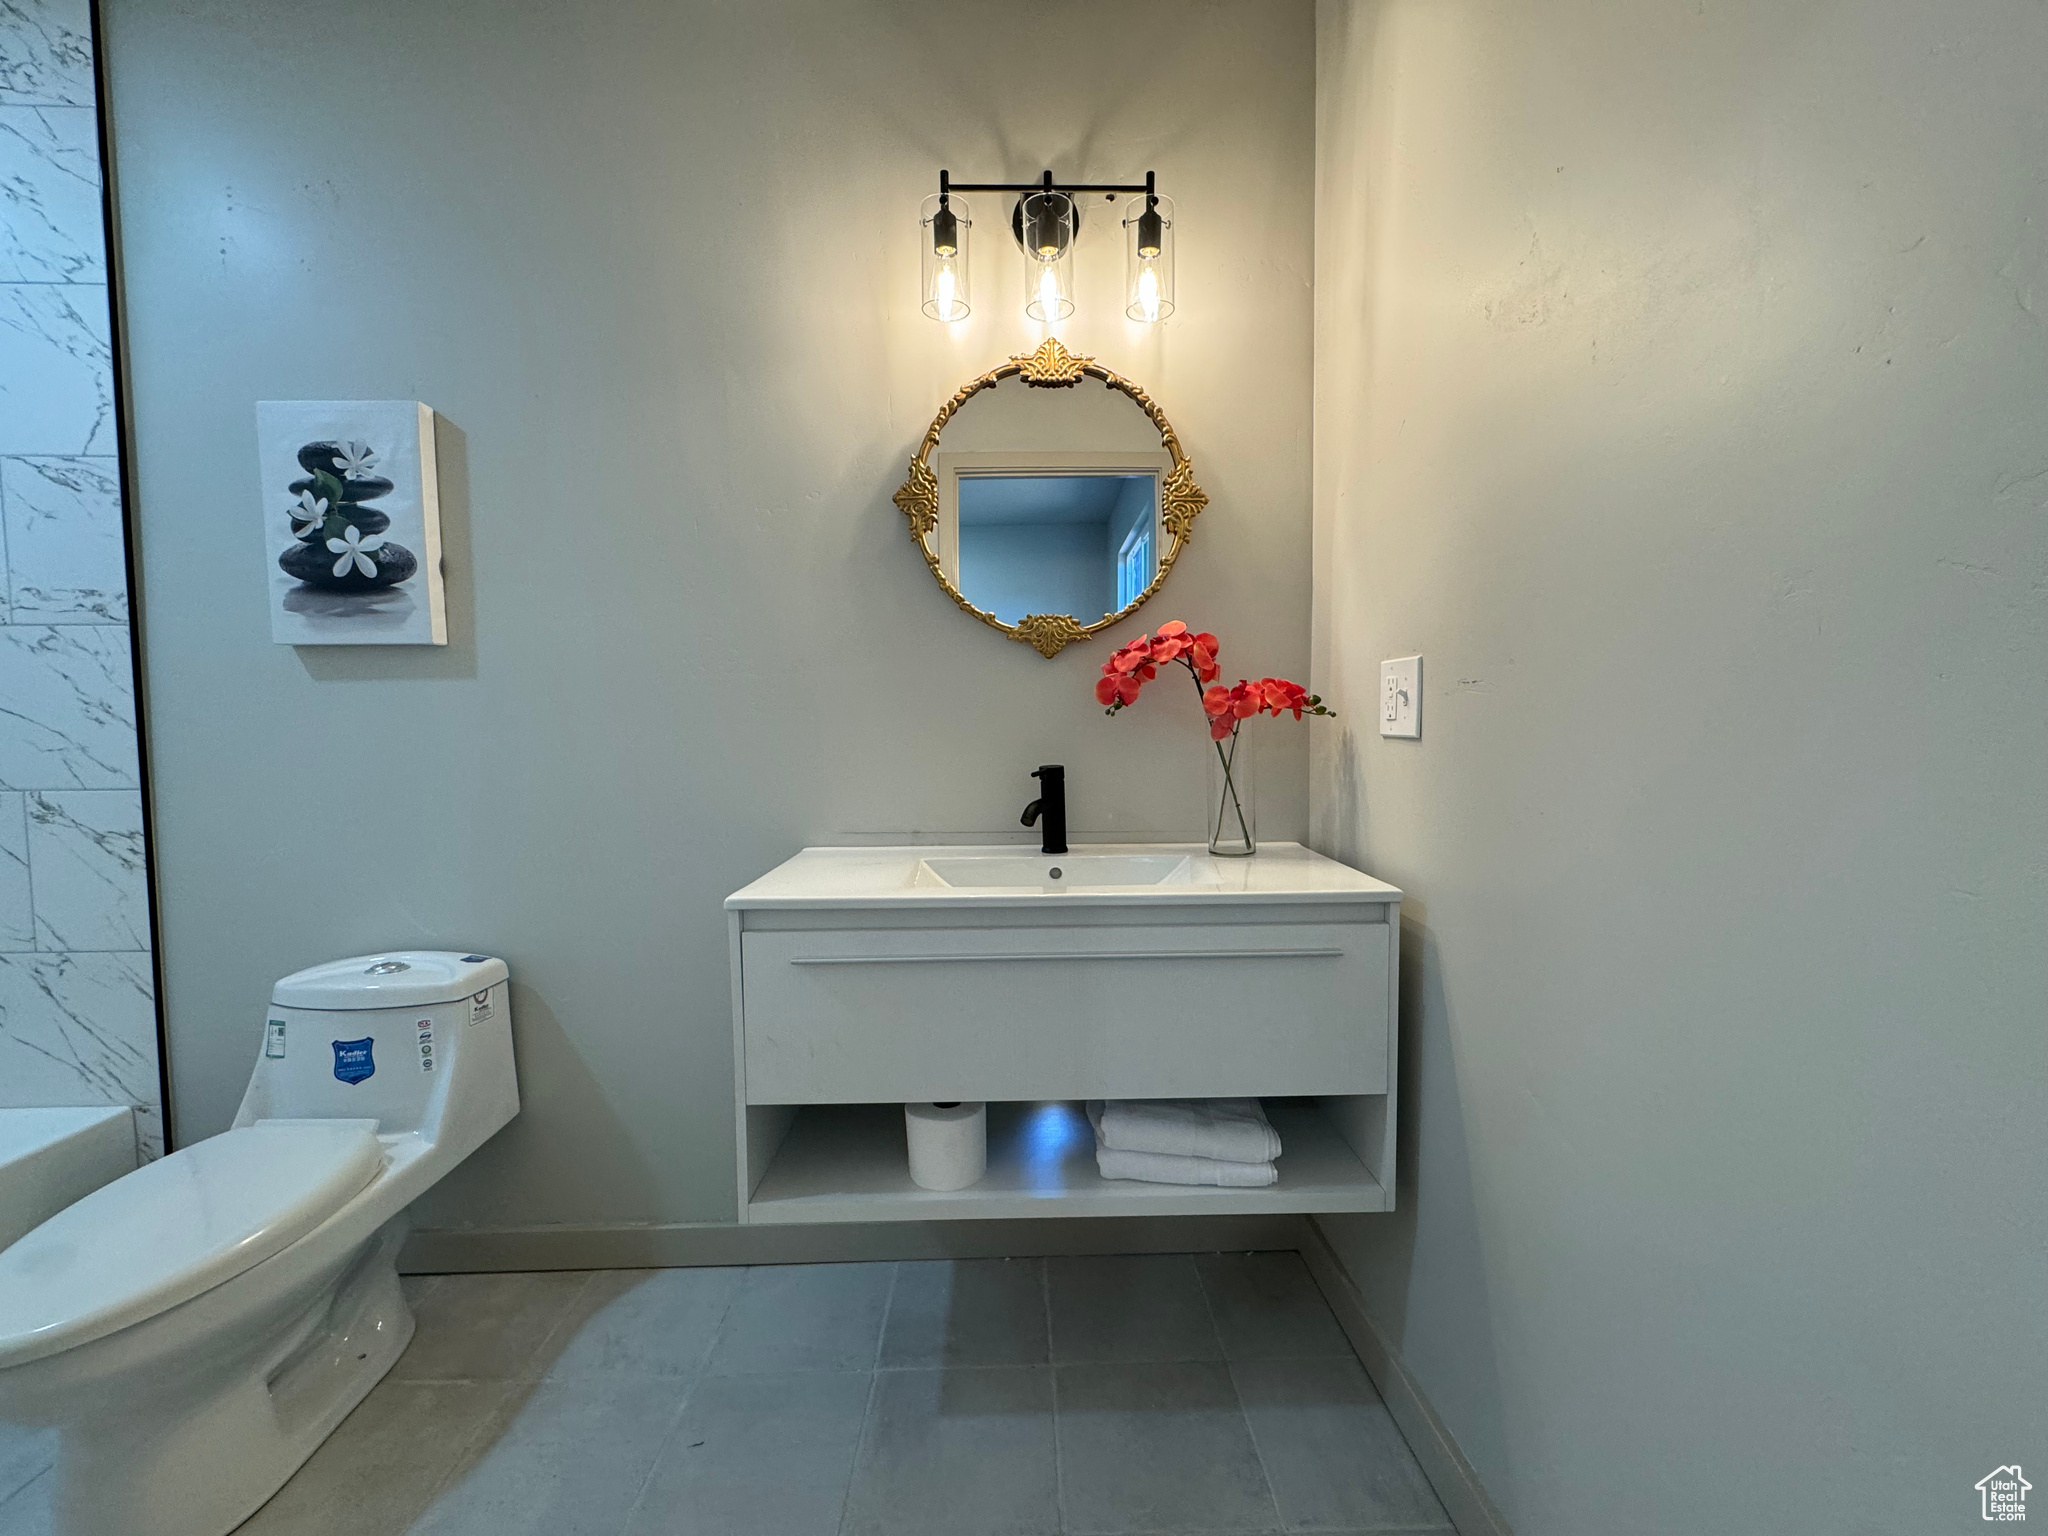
[[278, 440, 418, 591]]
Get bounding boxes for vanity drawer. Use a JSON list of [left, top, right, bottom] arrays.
[[739, 921, 1389, 1104]]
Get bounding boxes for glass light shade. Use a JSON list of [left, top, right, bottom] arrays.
[[1018, 190, 1076, 323], [920, 193, 971, 322], [1122, 194, 1175, 323]]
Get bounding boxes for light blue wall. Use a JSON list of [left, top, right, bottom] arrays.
[[0, 0, 158, 1155], [960, 519, 1112, 626]]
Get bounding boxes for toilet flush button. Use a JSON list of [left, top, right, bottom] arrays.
[[364, 960, 410, 975]]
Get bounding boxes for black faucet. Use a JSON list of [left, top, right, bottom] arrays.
[[1020, 764, 1068, 855]]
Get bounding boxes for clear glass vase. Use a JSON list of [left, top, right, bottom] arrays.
[[1206, 726, 1256, 856]]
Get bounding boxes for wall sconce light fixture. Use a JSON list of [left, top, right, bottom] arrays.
[[1124, 179, 1174, 323], [920, 189, 970, 321], [921, 169, 1174, 325], [1017, 183, 1076, 323]]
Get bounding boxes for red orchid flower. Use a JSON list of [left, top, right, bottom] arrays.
[[1106, 635, 1157, 679], [1149, 619, 1191, 664], [1095, 672, 1144, 707], [1099, 622, 1335, 737], [1256, 678, 1310, 719]]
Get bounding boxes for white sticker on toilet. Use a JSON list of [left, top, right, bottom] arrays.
[[469, 989, 494, 1027], [417, 1018, 435, 1072], [265, 1020, 287, 1058]]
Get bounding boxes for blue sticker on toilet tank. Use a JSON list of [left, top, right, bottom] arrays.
[[331, 1037, 376, 1085]]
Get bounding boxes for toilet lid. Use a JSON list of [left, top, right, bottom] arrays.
[[0, 1119, 383, 1369]]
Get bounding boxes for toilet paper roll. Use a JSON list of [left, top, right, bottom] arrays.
[[904, 1101, 987, 1191]]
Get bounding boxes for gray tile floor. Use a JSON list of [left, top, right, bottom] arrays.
[[0, 1252, 1453, 1536]]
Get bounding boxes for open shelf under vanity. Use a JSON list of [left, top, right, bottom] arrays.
[[740, 1097, 1390, 1224]]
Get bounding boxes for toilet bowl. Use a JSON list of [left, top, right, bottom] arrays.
[[0, 951, 519, 1536]]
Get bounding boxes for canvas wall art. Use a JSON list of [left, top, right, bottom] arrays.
[[257, 400, 446, 645]]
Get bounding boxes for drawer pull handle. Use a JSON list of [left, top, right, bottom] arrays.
[[789, 948, 1345, 966]]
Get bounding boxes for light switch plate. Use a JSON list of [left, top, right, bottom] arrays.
[[1380, 656, 1421, 739]]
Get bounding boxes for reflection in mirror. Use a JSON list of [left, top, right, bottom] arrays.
[[955, 473, 1158, 626], [895, 341, 1207, 656]]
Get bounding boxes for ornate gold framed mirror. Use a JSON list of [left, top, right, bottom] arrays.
[[893, 339, 1208, 657]]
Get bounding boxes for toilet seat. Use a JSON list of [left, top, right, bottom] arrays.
[[0, 1119, 383, 1370]]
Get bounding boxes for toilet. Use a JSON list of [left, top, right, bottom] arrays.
[[0, 951, 519, 1536]]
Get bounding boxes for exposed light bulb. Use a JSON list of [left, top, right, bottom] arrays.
[[922, 191, 970, 322], [1123, 189, 1173, 323], [1135, 263, 1161, 323], [1037, 264, 1062, 322]]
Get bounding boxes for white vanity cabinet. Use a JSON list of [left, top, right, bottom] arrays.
[[725, 843, 1401, 1224]]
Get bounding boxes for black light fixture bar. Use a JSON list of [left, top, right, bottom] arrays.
[[919, 170, 1173, 324], [939, 169, 1156, 197]]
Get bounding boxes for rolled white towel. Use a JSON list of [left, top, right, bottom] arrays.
[[1087, 1098, 1282, 1164], [1095, 1146, 1278, 1188]]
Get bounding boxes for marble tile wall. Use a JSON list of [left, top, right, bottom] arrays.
[[0, 0, 160, 1154]]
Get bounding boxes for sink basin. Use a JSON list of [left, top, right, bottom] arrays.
[[915, 853, 1195, 890]]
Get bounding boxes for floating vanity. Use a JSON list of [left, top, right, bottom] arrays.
[[725, 843, 1402, 1223]]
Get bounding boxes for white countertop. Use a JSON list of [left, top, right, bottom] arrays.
[[725, 842, 1402, 911]]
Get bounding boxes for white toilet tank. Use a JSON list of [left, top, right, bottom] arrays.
[[233, 952, 518, 1142]]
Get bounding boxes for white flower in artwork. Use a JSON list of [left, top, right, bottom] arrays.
[[332, 440, 379, 479], [326, 524, 387, 578], [291, 490, 329, 534]]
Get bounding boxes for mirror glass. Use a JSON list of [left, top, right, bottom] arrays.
[[931, 369, 1173, 631], [956, 472, 1158, 626], [896, 343, 1206, 656]]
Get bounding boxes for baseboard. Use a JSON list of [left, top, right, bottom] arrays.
[[400, 1212, 1311, 1273], [1300, 1220, 1512, 1536]]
